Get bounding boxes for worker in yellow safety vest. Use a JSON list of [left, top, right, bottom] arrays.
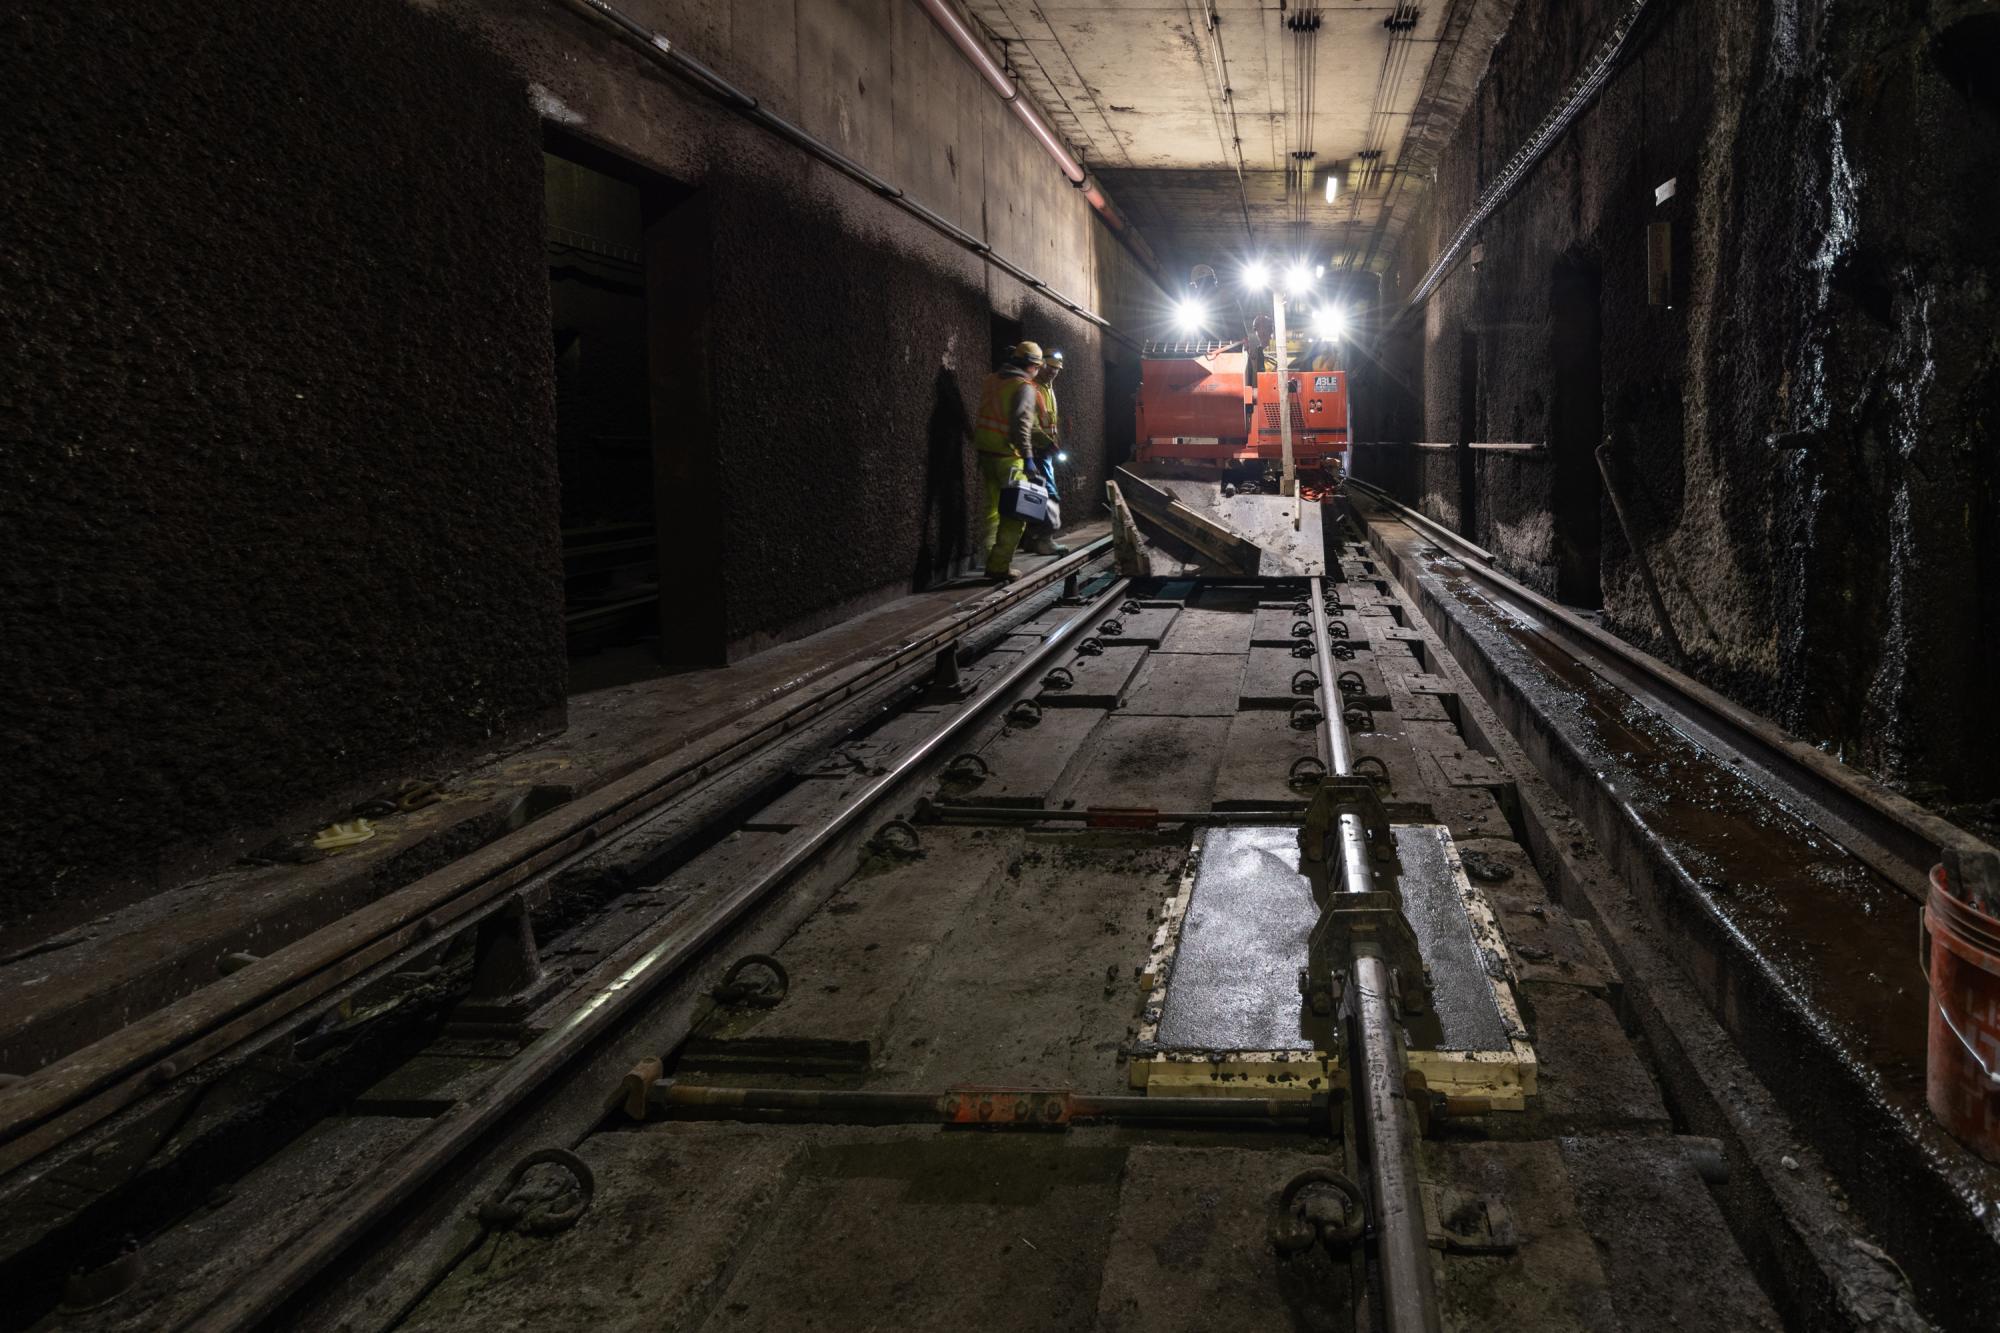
[[1023, 349, 1070, 557], [971, 341, 1044, 580]]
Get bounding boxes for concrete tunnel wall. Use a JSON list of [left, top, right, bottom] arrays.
[[456, 0, 1167, 661], [0, 0, 1165, 925], [1356, 0, 2000, 816]]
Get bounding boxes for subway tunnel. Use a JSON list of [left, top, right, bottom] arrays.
[[2, 1, 1998, 1329]]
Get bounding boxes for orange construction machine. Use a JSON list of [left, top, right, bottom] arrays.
[[1134, 340, 1351, 474]]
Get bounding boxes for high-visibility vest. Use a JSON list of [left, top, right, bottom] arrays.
[[1034, 382, 1059, 442], [972, 369, 1034, 455]]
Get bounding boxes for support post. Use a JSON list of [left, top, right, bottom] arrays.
[[1275, 292, 1297, 497], [1595, 439, 1687, 667]]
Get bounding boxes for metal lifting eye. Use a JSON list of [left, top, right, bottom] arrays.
[[1291, 669, 1320, 694], [1290, 700, 1325, 730], [944, 753, 989, 782], [869, 819, 924, 857], [711, 953, 792, 1007], [1337, 670, 1366, 695], [1290, 620, 1314, 639], [1041, 666, 1076, 691], [477, 1149, 597, 1238], [1269, 1168, 1367, 1255]]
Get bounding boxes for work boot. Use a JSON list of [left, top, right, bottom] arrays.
[[1026, 539, 1071, 557], [984, 567, 1020, 583]]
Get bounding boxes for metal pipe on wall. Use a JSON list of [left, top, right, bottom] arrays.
[[553, 0, 1139, 341], [912, 0, 1164, 278], [912, 0, 1083, 180]]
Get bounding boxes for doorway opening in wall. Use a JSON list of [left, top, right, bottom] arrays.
[[990, 312, 1024, 372], [1549, 257, 1605, 608], [1457, 331, 1480, 539], [1104, 351, 1140, 469], [544, 128, 692, 692]]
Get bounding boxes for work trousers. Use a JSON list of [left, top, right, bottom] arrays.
[[978, 451, 1028, 575]]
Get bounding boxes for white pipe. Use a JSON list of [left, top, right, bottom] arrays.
[[913, 0, 1085, 184]]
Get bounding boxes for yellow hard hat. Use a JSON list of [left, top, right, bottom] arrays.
[[1011, 340, 1045, 364]]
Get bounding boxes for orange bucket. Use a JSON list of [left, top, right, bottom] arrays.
[[1923, 864, 2000, 1162]]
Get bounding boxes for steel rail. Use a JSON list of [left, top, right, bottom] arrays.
[[651, 1081, 1322, 1126], [0, 538, 1111, 1179], [184, 575, 1134, 1331], [1342, 476, 2000, 904], [1307, 574, 1442, 1333], [918, 803, 1306, 827]]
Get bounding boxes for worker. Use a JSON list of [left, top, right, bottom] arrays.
[[1307, 339, 1339, 371], [1022, 349, 1070, 557], [1245, 313, 1275, 373], [971, 340, 1044, 580]]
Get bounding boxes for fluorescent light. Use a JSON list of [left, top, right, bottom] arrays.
[[1314, 304, 1348, 341], [1324, 172, 1338, 204], [1286, 264, 1312, 294], [1242, 260, 1269, 290], [1175, 298, 1206, 332]]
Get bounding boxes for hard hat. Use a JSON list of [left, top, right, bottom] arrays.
[[1046, 349, 1064, 364], [1011, 340, 1045, 364]]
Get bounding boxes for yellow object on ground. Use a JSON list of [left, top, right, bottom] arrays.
[[313, 818, 377, 850], [980, 452, 1028, 575]]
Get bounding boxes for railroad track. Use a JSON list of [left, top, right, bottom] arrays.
[[1343, 477, 2000, 1327], [0, 543, 1120, 1327], [1342, 477, 1998, 902], [10, 508, 1979, 1331]]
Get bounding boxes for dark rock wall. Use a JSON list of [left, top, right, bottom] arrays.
[[0, 1, 562, 922], [1377, 0, 2000, 805]]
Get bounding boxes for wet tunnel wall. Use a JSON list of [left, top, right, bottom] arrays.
[[0, 0, 563, 925], [0, 0, 1156, 922], [1374, 0, 2000, 817]]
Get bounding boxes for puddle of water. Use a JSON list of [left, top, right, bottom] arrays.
[[1427, 561, 1926, 1101]]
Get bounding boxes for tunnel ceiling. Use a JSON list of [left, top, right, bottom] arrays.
[[965, 0, 1517, 283]]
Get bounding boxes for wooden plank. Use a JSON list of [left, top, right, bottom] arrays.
[[1106, 482, 1152, 577], [1114, 468, 1260, 574]]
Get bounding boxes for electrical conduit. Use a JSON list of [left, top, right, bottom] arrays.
[[912, 0, 1163, 276], [553, 0, 1134, 339]]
